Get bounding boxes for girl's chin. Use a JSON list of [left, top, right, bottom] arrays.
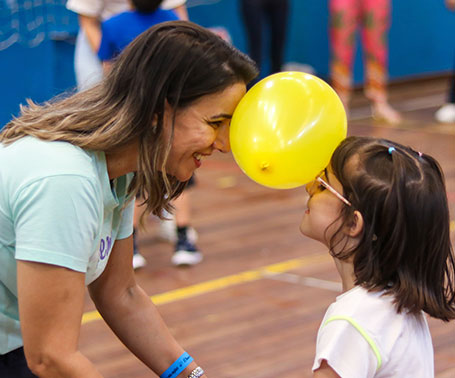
[[299, 224, 308, 237]]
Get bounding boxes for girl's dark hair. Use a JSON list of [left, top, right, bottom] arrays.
[[132, 0, 163, 13], [1, 21, 258, 218], [329, 136, 455, 321]]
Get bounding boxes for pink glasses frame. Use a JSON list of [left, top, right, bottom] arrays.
[[316, 176, 352, 207]]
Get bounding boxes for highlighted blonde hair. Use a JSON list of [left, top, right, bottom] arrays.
[[1, 21, 257, 217]]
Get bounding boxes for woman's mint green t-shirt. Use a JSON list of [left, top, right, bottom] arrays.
[[0, 136, 135, 354]]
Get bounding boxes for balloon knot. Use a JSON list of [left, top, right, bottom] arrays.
[[260, 162, 270, 171]]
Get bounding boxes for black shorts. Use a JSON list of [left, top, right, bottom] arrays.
[[0, 347, 37, 378]]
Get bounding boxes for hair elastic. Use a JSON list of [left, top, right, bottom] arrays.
[[160, 352, 194, 378], [418, 151, 423, 157], [388, 147, 395, 155]]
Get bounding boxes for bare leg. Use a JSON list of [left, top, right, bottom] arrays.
[[173, 190, 191, 227], [362, 0, 402, 124]]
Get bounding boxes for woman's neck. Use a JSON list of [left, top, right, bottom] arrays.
[[105, 140, 139, 179]]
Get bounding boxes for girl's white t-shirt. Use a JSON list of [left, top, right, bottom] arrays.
[[313, 286, 434, 378]]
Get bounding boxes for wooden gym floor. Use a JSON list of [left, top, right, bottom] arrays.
[[79, 76, 455, 377]]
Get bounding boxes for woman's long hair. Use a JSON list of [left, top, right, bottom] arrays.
[[329, 136, 455, 321], [0, 21, 258, 217]]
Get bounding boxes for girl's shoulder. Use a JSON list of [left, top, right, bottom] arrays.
[[326, 285, 429, 344], [328, 286, 424, 328]]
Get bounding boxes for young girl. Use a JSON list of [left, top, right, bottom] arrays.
[[300, 136, 455, 377]]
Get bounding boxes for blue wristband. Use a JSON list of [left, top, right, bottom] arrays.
[[160, 352, 194, 378]]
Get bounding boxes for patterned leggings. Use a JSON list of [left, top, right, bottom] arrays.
[[329, 0, 391, 102]]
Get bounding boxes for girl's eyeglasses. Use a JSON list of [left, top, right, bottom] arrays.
[[309, 170, 352, 207]]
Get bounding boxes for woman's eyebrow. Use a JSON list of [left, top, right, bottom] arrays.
[[209, 113, 232, 120]]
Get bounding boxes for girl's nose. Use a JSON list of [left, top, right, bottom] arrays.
[[305, 180, 316, 196]]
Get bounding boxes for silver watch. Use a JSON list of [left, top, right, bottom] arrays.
[[188, 366, 204, 378]]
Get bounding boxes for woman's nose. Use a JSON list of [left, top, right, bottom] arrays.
[[213, 124, 230, 153]]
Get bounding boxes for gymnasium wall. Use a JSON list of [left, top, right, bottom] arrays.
[[0, 0, 454, 127]]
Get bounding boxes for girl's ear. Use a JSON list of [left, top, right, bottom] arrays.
[[345, 210, 364, 238]]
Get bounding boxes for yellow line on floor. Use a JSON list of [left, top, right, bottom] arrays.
[[81, 253, 330, 325]]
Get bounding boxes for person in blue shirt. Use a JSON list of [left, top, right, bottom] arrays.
[[98, 0, 179, 64]]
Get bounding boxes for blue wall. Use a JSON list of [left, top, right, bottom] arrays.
[[1, 0, 454, 127], [0, 39, 77, 127]]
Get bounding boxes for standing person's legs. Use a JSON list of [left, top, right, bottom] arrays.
[[265, 0, 289, 74], [435, 53, 455, 123], [171, 177, 202, 266], [74, 30, 103, 91], [329, 0, 360, 111], [449, 58, 455, 104], [362, 0, 401, 124], [132, 198, 147, 269], [0, 348, 37, 378], [450, 65, 455, 104], [241, 0, 265, 74]]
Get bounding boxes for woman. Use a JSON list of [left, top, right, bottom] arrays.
[[0, 21, 257, 377]]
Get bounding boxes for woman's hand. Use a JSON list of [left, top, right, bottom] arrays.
[[17, 261, 103, 377], [88, 235, 204, 377]]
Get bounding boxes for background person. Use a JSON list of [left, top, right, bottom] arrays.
[[434, 0, 455, 124], [240, 0, 289, 85], [96, 0, 202, 267], [66, 0, 188, 91], [329, 0, 402, 124]]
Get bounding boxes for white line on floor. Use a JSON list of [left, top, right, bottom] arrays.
[[263, 271, 342, 292]]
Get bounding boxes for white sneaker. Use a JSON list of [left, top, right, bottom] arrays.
[[435, 103, 455, 123], [171, 250, 203, 266], [132, 253, 147, 269]]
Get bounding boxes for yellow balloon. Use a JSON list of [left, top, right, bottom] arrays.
[[230, 72, 347, 189]]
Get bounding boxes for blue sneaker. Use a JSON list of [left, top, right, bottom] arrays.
[[172, 238, 202, 266]]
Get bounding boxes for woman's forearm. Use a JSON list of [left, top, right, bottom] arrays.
[[93, 284, 204, 377], [88, 236, 207, 377], [27, 350, 103, 378]]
